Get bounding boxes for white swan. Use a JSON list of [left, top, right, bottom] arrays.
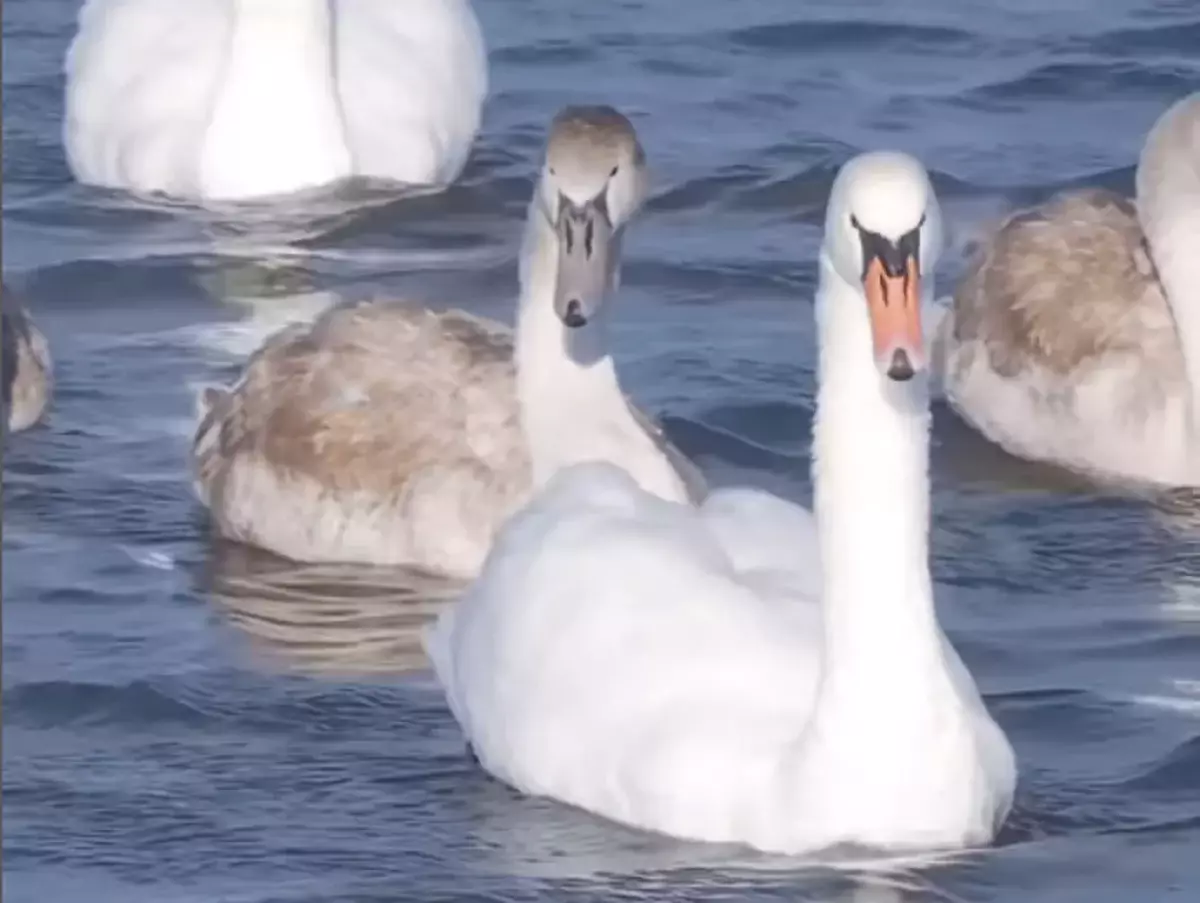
[[425, 151, 1016, 855], [2, 283, 53, 435], [191, 106, 705, 579], [63, 0, 487, 202], [936, 92, 1200, 486]]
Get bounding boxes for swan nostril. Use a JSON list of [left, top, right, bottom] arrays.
[[562, 299, 587, 328], [886, 348, 915, 382]]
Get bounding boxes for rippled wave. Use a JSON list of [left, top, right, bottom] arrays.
[[4, 0, 1200, 900]]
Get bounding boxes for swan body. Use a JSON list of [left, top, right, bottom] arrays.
[[937, 92, 1200, 485], [426, 152, 1016, 855], [2, 284, 52, 435], [192, 107, 705, 578], [64, 0, 488, 201]]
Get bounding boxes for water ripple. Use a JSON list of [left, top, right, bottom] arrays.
[[5, 0, 1200, 900]]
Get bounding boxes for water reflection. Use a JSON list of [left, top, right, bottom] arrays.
[[87, 174, 426, 247], [458, 778, 983, 901], [204, 540, 462, 678]]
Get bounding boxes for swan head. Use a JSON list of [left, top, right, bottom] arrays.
[[823, 151, 944, 382], [536, 106, 648, 329]]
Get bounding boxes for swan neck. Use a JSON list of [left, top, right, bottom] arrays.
[[812, 256, 937, 670], [1136, 98, 1200, 436], [514, 205, 630, 487]]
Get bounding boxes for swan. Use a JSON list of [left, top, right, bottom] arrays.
[[63, 0, 488, 202], [936, 92, 1200, 486], [2, 283, 53, 434], [191, 106, 706, 579], [425, 151, 1017, 855]]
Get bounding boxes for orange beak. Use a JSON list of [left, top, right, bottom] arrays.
[[863, 254, 923, 381]]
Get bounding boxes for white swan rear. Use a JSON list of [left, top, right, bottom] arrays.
[[64, 0, 488, 201], [426, 151, 1016, 855]]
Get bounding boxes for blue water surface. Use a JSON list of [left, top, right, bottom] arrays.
[[3, 1, 1200, 900]]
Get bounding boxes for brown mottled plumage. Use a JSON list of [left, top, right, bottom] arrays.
[[196, 302, 521, 501], [2, 282, 53, 435], [947, 189, 1181, 382], [192, 301, 533, 570], [937, 93, 1200, 486]]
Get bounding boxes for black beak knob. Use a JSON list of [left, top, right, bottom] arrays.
[[886, 348, 915, 382], [562, 299, 587, 328]]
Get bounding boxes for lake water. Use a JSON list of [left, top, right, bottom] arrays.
[[3, 1, 1200, 900]]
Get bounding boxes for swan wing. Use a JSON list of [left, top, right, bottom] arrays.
[[946, 188, 1178, 380], [700, 485, 819, 580], [64, 0, 229, 196], [191, 301, 528, 572], [425, 462, 821, 843], [334, 0, 488, 186]]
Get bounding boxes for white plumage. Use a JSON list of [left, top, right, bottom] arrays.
[[64, 0, 488, 202]]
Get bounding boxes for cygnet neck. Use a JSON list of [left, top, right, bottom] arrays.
[[811, 253, 939, 683], [201, 0, 351, 200], [1136, 95, 1200, 440], [514, 204, 641, 487]]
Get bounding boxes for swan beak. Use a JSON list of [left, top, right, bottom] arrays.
[[863, 253, 923, 382], [554, 194, 615, 329]]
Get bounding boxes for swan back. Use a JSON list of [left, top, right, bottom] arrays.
[[334, 0, 488, 186], [191, 301, 530, 574], [65, 0, 229, 197], [946, 189, 1179, 380], [193, 303, 521, 500]]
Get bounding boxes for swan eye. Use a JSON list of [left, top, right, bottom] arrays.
[[549, 167, 557, 176], [918, 212, 926, 228], [610, 165, 619, 177], [850, 214, 862, 231]]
